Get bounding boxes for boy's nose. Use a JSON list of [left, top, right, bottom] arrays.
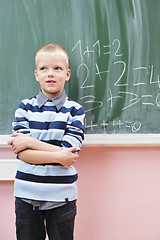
[[48, 69, 54, 77]]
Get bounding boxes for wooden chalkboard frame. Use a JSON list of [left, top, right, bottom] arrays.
[[1, 134, 160, 147]]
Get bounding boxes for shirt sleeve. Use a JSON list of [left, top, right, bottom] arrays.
[[12, 100, 31, 136], [61, 105, 85, 151]]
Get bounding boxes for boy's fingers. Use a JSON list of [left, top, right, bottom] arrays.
[[70, 146, 78, 152], [72, 152, 79, 158], [7, 139, 13, 145], [8, 132, 19, 145], [10, 132, 19, 137]]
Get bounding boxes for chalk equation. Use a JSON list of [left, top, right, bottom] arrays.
[[71, 39, 160, 133], [85, 118, 142, 133]]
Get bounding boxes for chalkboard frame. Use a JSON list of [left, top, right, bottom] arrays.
[[1, 134, 160, 147]]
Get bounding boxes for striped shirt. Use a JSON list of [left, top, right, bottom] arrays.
[[13, 90, 85, 202]]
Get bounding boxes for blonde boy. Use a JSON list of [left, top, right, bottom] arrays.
[[8, 43, 85, 240]]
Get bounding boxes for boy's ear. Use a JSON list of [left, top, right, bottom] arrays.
[[66, 69, 71, 81], [35, 69, 39, 82]]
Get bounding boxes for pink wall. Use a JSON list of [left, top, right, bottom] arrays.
[[1, 146, 160, 240], [0, 181, 16, 239]]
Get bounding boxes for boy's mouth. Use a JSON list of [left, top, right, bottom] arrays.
[[46, 80, 56, 84]]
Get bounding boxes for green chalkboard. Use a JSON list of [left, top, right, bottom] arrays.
[[0, 0, 160, 134]]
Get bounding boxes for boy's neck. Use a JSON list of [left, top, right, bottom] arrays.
[[41, 89, 64, 100]]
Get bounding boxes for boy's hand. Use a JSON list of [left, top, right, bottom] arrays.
[[8, 133, 79, 166], [58, 147, 79, 167], [8, 133, 33, 154]]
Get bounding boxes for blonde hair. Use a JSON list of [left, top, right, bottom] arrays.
[[35, 43, 69, 68]]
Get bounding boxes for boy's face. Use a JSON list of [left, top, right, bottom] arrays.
[[35, 53, 70, 99]]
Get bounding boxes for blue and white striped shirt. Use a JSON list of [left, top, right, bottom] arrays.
[[13, 90, 85, 202]]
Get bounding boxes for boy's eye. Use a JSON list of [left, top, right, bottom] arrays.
[[40, 67, 46, 71], [55, 67, 61, 70]]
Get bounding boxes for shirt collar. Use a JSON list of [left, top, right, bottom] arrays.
[[37, 90, 67, 111]]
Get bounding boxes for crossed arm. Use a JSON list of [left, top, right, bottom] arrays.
[[8, 133, 79, 167]]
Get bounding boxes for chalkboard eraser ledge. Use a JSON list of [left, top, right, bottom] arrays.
[[83, 134, 160, 146], [1, 134, 160, 147]]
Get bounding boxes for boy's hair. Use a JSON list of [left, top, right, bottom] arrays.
[[35, 43, 69, 68]]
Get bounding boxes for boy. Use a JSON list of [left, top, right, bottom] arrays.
[[8, 43, 85, 240]]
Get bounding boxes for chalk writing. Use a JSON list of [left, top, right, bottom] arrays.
[[85, 118, 141, 133], [71, 38, 160, 133]]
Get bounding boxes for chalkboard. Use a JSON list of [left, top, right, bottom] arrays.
[[0, 0, 160, 135]]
